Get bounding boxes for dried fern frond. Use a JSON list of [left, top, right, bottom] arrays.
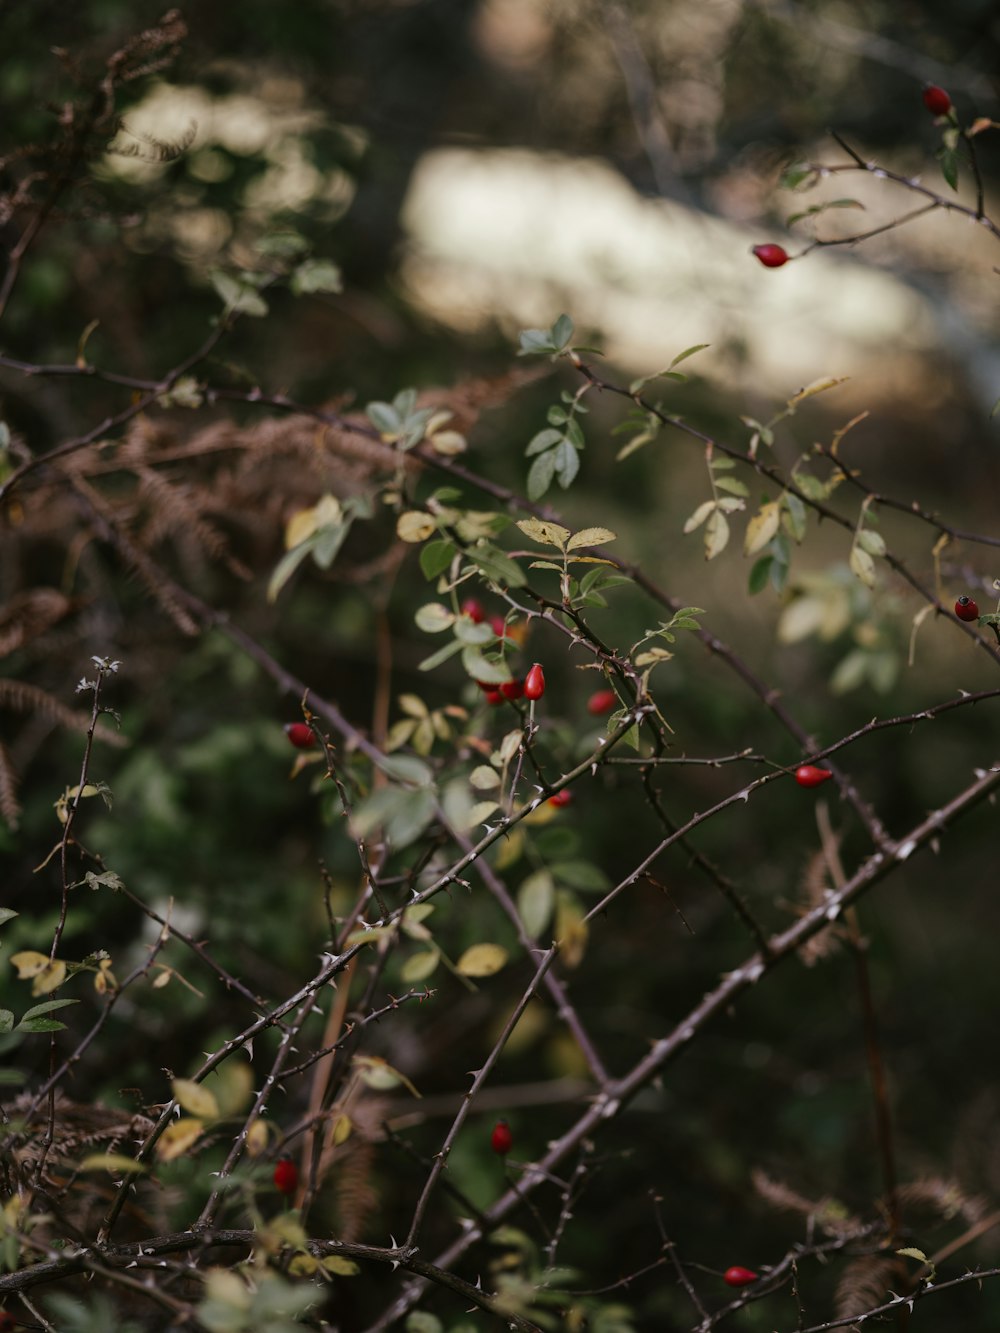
[[0, 678, 127, 747], [896, 1176, 988, 1227], [0, 740, 21, 829], [752, 1168, 859, 1235], [0, 588, 77, 659], [793, 846, 844, 966], [834, 1253, 900, 1329]]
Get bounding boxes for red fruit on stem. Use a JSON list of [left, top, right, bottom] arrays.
[[795, 765, 833, 788], [501, 678, 525, 701], [955, 595, 979, 622], [273, 1157, 299, 1196], [284, 722, 316, 749], [922, 84, 951, 116], [587, 688, 618, 716], [752, 243, 788, 269], [490, 615, 508, 638], [491, 1119, 513, 1155], [549, 789, 572, 807], [461, 598, 485, 623], [723, 1266, 758, 1288], [524, 663, 546, 701], [484, 689, 504, 706]]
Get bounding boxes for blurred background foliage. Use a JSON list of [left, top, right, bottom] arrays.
[[2, 0, 1000, 1327]]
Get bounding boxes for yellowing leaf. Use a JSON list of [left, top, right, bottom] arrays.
[[683, 499, 716, 534], [744, 502, 780, 556], [465, 799, 499, 830], [354, 1055, 421, 1097], [566, 526, 617, 551], [79, 1153, 147, 1174], [401, 950, 440, 982], [10, 952, 67, 997], [704, 508, 730, 560], [470, 765, 501, 790], [849, 544, 876, 588], [171, 1078, 219, 1120], [788, 375, 849, 407], [246, 1118, 270, 1158], [332, 1113, 352, 1146], [427, 429, 466, 456], [397, 511, 437, 543], [288, 1254, 319, 1276], [156, 1117, 204, 1162], [456, 943, 508, 977], [515, 518, 571, 549], [555, 894, 588, 969], [285, 506, 320, 549], [322, 1256, 360, 1276], [10, 950, 52, 979]]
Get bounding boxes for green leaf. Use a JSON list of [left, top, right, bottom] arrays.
[[670, 342, 710, 368], [415, 603, 455, 633], [366, 400, 402, 434], [461, 646, 511, 684], [379, 754, 435, 787], [551, 313, 574, 349], [518, 327, 557, 356], [19, 999, 78, 1023], [17, 1017, 70, 1033], [526, 427, 564, 457], [0, 1010, 13, 1034], [849, 544, 877, 588], [527, 449, 558, 501], [290, 258, 343, 295], [555, 438, 580, 488], [748, 555, 772, 595], [782, 491, 807, 542], [0, 908, 18, 927], [551, 861, 610, 891], [420, 539, 454, 580], [856, 528, 886, 558], [418, 638, 464, 672], [466, 545, 526, 588], [937, 146, 959, 191], [267, 539, 316, 603], [714, 476, 749, 498], [518, 870, 555, 938]]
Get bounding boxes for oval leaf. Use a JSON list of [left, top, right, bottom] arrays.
[[171, 1078, 220, 1120], [744, 502, 781, 556], [456, 943, 509, 977]]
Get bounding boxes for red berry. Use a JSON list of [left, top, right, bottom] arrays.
[[723, 1266, 758, 1288], [955, 595, 979, 622], [490, 615, 508, 639], [922, 84, 951, 116], [752, 243, 788, 269], [795, 764, 833, 788], [501, 678, 524, 701], [461, 598, 485, 624], [524, 663, 545, 701], [548, 789, 572, 807], [284, 722, 316, 749], [273, 1157, 299, 1196], [484, 689, 504, 706], [587, 688, 617, 716], [491, 1119, 513, 1155]]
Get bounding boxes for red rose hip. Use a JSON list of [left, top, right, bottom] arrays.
[[723, 1266, 758, 1288], [284, 722, 316, 749], [955, 595, 979, 622], [273, 1157, 299, 1196], [922, 84, 951, 116], [491, 1119, 513, 1155], [795, 765, 833, 788], [587, 688, 618, 716], [548, 789, 572, 807], [524, 663, 545, 701], [461, 598, 485, 624], [752, 243, 788, 268], [501, 678, 524, 701]]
